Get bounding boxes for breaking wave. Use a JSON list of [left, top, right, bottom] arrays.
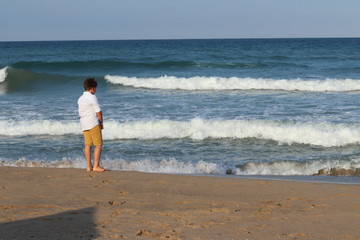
[[0, 66, 73, 87], [236, 159, 360, 176], [0, 66, 8, 83], [2, 118, 360, 147], [103, 158, 360, 176], [105, 75, 360, 92], [1, 120, 80, 136]]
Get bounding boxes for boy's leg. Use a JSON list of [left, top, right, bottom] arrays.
[[83, 130, 93, 171], [93, 145, 105, 172], [91, 125, 106, 172], [84, 145, 93, 171]]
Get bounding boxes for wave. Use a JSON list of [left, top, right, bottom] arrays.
[[0, 66, 8, 83], [0, 120, 81, 136], [11, 60, 198, 71], [105, 75, 360, 92], [10, 59, 295, 71], [103, 158, 360, 176], [236, 159, 360, 176], [2, 119, 360, 147], [0, 66, 76, 89], [1, 157, 359, 176], [2, 66, 48, 83]]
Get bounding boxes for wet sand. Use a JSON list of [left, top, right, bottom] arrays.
[[0, 167, 359, 239]]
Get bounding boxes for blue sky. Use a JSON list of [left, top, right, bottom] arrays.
[[1, 0, 360, 41]]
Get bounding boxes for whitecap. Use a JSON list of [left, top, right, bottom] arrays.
[[2, 118, 360, 147], [0, 66, 9, 83], [105, 75, 360, 92]]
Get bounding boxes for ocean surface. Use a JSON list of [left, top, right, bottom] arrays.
[[1, 38, 360, 184]]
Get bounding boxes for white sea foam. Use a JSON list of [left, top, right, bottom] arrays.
[[103, 118, 360, 147], [103, 158, 225, 174], [0, 120, 81, 136], [0, 157, 223, 174], [105, 75, 360, 92], [2, 119, 360, 147], [0, 157, 85, 169], [0, 66, 8, 83], [1, 157, 359, 176], [236, 158, 360, 176]]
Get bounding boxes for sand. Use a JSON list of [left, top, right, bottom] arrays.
[[0, 167, 359, 240]]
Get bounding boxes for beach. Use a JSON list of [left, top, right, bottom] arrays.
[[0, 167, 359, 240]]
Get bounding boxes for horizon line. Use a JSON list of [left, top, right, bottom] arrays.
[[1, 36, 360, 43]]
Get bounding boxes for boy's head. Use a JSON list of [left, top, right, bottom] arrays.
[[83, 78, 97, 91]]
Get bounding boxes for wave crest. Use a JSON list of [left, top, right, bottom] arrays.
[[0, 120, 80, 136], [105, 75, 360, 92], [0, 66, 8, 83]]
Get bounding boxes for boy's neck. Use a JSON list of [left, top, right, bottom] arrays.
[[86, 88, 96, 94]]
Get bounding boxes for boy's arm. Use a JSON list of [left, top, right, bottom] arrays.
[[96, 111, 103, 129]]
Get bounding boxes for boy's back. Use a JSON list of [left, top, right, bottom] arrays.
[[78, 91, 101, 131]]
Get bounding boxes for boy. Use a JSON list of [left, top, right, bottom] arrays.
[[78, 78, 106, 172]]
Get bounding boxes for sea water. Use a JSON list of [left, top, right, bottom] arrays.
[[1, 38, 360, 184]]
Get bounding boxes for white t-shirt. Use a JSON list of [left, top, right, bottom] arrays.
[[77, 92, 101, 131]]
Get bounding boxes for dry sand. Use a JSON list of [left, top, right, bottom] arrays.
[[0, 167, 359, 240]]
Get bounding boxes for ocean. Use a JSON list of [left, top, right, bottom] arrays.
[[1, 38, 360, 184]]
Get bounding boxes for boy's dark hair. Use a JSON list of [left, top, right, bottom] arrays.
[[83, 78, 97, 90]]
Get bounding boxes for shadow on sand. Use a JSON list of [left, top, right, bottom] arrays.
[[0, 207, 97, 240]]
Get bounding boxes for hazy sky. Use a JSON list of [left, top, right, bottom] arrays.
[[1, 0, 360, 41]]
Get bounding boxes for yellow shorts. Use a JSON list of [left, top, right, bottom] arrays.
[[83, 124, 103, 146]]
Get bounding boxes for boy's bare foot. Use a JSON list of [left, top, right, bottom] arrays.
[[93, 167, 107, 172], [86, 168, 93, 172]]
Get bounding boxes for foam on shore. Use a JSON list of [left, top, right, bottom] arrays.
[[1, 157, 359, 176]]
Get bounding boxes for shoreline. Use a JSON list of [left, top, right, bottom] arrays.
[[1, 166, 360, 239], [1, 165, 360, 185], [228, 174, 360, 185]]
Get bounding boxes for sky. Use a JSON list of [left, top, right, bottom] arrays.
[[1, 0, 360, 41]]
